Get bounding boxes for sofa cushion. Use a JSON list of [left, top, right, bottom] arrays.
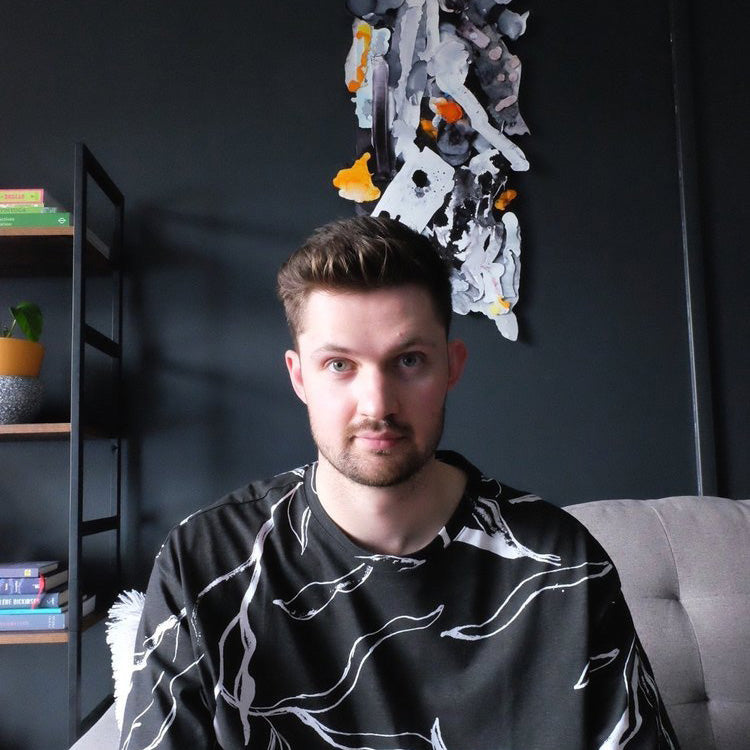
[[564, 496, 750, 750]]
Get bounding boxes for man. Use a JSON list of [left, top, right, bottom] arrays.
[[120, 216, 678, 749]]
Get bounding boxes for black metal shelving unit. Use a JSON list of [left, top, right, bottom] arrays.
[[0, 142, 125, 746]]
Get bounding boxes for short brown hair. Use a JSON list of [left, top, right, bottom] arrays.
[[277, 215, 453, 340]]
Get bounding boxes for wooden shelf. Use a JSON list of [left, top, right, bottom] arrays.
[[0, 608, 108, 645], [0, 422, 118, 440], [0, 226, 73, 236], [0, 422, 72, 440], [0, 226, 111, 275]]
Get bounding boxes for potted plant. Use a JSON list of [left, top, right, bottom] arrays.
[[0, 302, 44, 423]]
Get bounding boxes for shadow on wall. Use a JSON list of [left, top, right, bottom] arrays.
[[122, 205, 315, 583]]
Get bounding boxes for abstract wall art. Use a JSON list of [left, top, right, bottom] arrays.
[[334, 0, 531, 341]]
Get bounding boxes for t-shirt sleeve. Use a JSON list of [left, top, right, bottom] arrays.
[[118, 540, 216, 750], [584, 584, 680, 749]]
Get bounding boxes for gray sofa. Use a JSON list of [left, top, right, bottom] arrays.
[[71, 495, 750, 750], [566, 495, 750, 749]]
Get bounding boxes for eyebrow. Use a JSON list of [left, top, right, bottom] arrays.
[[311, 337, 440, 357]]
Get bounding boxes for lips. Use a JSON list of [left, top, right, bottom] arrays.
[[347, 418, 411, 451], [356, 430, 402, 440], [354, 432, 404, 450]]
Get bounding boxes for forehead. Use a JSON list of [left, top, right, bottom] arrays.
[[297, 286, 445, 346]]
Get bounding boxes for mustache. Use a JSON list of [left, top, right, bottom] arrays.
[[346, 418, 412, 437]]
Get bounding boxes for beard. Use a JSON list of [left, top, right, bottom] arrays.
[[311, 408, 446, 488]]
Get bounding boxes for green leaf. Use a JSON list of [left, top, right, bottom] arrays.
[[10, 302, 43, 342]]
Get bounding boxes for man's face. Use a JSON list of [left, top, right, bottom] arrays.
[[285, 285, 467, 488]]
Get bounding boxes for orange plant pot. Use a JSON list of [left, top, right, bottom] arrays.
[[0, 338, 44, 377]]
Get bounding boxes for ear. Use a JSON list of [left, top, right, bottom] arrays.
[[446, 339, 468, 390], [285, 349, 308, 404]]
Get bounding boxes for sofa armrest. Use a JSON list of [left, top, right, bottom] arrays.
[[565, 496, 750, 750], [69, 704, 119, 749]]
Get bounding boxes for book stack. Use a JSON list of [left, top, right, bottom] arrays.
[[0, 188, 71, 228], [0, 561, 95, 631]]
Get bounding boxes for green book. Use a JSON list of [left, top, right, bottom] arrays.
[[0, 212, 71, 227], [0, 206, 59, 214]]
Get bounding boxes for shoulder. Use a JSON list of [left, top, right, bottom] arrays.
[[155, 464, 309, 562], [444, 450, 612, 560]]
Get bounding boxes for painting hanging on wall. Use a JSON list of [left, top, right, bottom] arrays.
[[334, 0, 531, 341]]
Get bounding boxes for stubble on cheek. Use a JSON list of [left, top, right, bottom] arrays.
[[311, 407, 446, 488]]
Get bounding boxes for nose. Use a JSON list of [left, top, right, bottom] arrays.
[[355, 366, 398, 420]]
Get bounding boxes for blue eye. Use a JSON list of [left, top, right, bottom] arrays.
[[327, 359, 350, 373], [399, 352, 423, 368]]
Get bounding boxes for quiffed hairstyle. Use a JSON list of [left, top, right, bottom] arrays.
[[277, 215, 453, 340]]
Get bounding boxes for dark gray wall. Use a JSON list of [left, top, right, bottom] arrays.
[[0, 2, 747, 748], [691, 4, 750, 498]]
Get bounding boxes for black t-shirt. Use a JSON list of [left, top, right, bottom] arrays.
[[120, 452, 678, 749]]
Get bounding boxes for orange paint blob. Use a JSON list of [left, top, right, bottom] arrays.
[[494, 189, 518, 211], [420, 118, 438, 139], [346, 22, 372, 93], [434, 99, 464, 123], [332, 153, 381, 203], [489, 297, 512, 315]]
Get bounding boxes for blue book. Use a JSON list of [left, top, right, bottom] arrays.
[[0, 561, 59, 578], [0, 613, 67, 630], [0, 569, 68, 595], [0, 595, 95, 631], [0, 587, 68, 609]]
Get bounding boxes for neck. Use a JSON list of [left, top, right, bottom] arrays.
[[314, 455, 466, 556]]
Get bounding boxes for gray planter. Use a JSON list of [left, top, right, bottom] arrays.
[[0, 376, 44, 424]]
